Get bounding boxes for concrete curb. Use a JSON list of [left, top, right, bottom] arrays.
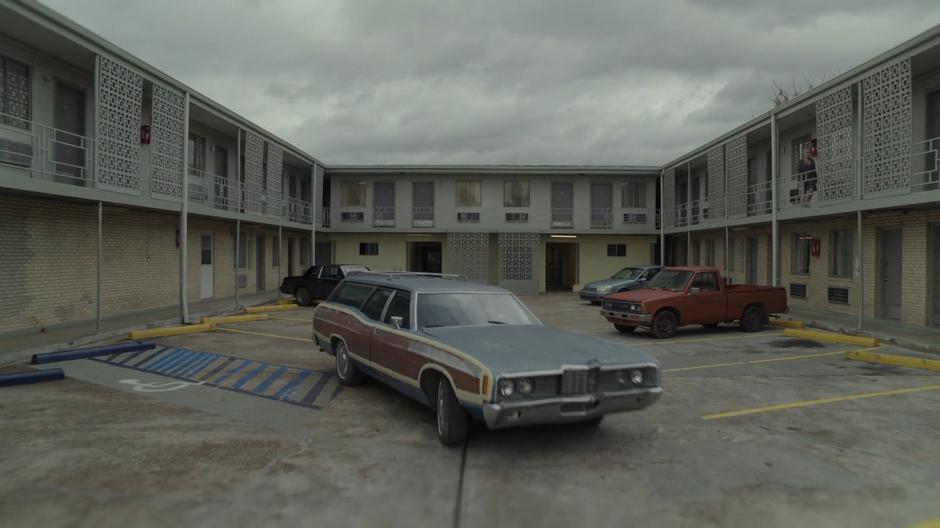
[[780, 316, 940, 356], [0, 297, 278, 366], [783, 328, 879, 347], [845, 349, 940, 373]]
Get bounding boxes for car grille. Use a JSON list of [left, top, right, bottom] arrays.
[[602, 300, 639, 312], [561, 367, 599, 395]]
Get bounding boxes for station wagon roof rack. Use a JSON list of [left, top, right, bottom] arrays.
[[347, 271, 469, 281]]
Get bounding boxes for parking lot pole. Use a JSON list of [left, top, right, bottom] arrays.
[[771, 112, 779, 286], [96, 200, 102, 335], [180, 92, 191, 324], [235, 128, 241, 308]]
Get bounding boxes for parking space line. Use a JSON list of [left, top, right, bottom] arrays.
[[703, 383, 940, 420], [267, 315, 312, 322], [216, 327, 311, 343], [634, 331, 784, 346], [664, 349, 862, 373]]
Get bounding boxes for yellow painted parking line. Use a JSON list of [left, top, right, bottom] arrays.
[[216, 327, 311, 343], [845, 349, 940, 373], [703, 383, 940, 420], [663, 349, 848, 373], [911, 517, 940, 528], [635, 331, 784, 346]]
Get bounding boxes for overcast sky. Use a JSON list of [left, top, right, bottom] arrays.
[[43, 0, 940, 165]]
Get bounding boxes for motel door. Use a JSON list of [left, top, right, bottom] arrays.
[[200, 233, 213, 299], [932, 225, 940, 326], [746, 238, 758, 284], [256, 235, 266, 291], [879, 230, 902, 320]]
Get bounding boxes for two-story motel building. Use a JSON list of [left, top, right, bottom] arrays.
[[1, 0, 939, 338]]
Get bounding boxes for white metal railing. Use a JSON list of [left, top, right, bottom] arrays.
[[912, 136, 940, 192], [745, 179, 773, 216], [551, 207, 573, 227], [286, 196, 312, 224], [188, 167, 210, 203], [784, 169, 819, 207], [412, 206, 434, 227], [688, 199, 702, 225], [674, 202, 688, 227], [321, 206, 331, 227], [590, 208, 612, 228], [655, 209, 661, 229], [0, 111, 95, 187], [373, 206, 396, 227]]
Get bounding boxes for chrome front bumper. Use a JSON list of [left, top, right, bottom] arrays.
[[482, 387, 662, 429], [601, 309, 652, 324], [579, 290, 607, 301]]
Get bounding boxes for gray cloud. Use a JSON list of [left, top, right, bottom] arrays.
[[42, 0, 940, 164]]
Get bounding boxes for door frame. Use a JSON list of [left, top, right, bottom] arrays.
[[199, 232, 214, 299], [877, 228, 903, 320], [256, 235, 266, 291]]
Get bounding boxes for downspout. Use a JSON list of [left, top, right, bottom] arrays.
[[96, 200, 102, 334], [179, 92, 191, 324]]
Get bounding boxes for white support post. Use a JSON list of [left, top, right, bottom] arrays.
[[96, 200, 102, 334], [311, 162, 317, 266], [856, 81, 865, 331], [179, 92, 191, 324], [724, 226, 730, 277], [277, 224, 283, 288], [771, 112, 779, 287], [659, 170, 665, 265], [235, 128, 242, 308]]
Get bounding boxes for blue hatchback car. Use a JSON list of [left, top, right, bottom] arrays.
[[579, 265, 662, 304]]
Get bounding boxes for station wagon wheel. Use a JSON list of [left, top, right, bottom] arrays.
[[436, 377, 469, 446], [334, 341, 365, 386], [651, 311, 678, 339], [740, 305, 765, 333], [295, 287, 312, 306]]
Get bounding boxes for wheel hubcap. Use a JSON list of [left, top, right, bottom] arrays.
[[337, 346, 349, 378], [437, 384, 446, 434]]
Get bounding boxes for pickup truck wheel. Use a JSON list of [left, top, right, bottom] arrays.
[[295, 287, 312, 306], [335, 341, 365, 386], [651, 311, 678, 339], [614, 324, 636, 334], [740, 305, 765, 332], [436, 378, 469, 446]]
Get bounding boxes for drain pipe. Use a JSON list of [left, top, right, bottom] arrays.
[[96, 200, 102, 334], [179, 92, 191, 324]]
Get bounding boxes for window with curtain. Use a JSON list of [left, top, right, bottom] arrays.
[[830, 230, 853, 278], [340, 181, 367, 207], [621, 182, 647, 208], [503, 180, 530, 207], [456, 181, 481, 207], [791, 233, 812, 275]]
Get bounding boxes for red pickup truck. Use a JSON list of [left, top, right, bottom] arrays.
[[599, 266, 787, 339]]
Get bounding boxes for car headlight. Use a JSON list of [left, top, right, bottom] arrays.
[[596, 285, 613, 292], [630, 369, 643, 385], [498, 379, 515, 397], [517, 378, 534, 394], [617, 369, 645, 386]]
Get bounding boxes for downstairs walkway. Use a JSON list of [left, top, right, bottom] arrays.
[[781, 305, 940, 356], [0, 291, 284, 364]]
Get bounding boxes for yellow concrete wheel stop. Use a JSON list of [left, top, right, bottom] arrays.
[[782, 328, 879, 347]]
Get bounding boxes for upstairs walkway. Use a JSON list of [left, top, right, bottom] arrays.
[[0, 291, 284, 365]]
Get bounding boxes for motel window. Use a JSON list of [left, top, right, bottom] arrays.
[[456, 181, 481, 207], [188, 133, 206, 171], [503, 181, 530, 207], [0, 55, 30, 129], [791, 233, 812, 275], [340, 181, 367, 207], [621, 182, 647, 208], [607, 244, 627, 257], [830, 230, 853, 278], [359, 242, 379, 256]]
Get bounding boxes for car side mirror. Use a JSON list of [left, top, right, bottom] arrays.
[[689, 287, 701, 294], [390, 316, 404, 329], [638, 277, 647, 282]]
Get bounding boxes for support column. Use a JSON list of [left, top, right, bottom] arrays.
[[857, 210, 864, 330], [179, 92, 191, 324], [659, 170, 665, 265], [277, 224, 283, 288], [96, 200, 102, 334], [311, 162, 317, 266], [235, 128, 242, 308], [856, 81, 865, 330], [771, 112, 779, 286], [687, 231, 691, 266], [724, 226, 730, 276]]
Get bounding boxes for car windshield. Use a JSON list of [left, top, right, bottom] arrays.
[[343, 266, 370, 276], [417, 293, 537, 328], [646, 270, 693, 292], [611, 267, 643, 280]]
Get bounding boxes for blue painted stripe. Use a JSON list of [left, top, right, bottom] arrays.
[[126, 347, 168, 368], [116, 350, 146, 365], [253, 367, 287, 395], [179, 354, 219, 378], [231, 363, 268, 390], [141, 348, 184, 370], [200, 357, 235, 381], [212, 359, 252, 385], [154, 350, 197, 374], [165, 352, 207, 376], [273, 371, 312, 400], [299, 374, 332, 406]]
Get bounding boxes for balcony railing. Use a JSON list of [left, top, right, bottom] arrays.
[[590, 208, 612, 228], [373, 206, 395, 227], [285, 196, 312, 224], [745, 180, 773, 216], [412, 206, 434, 227], [321, 206, 331, 228], [551, 207, 573, 228], [784, 169, 819, 208], [912, 136, 940, 192], [0, 111, 95, 187]]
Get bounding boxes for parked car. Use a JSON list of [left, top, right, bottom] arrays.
[[599, 266, 787, 339], [312, 272, 662, 445], [280, 264, 369, 306], [579, 265, 663, 303]]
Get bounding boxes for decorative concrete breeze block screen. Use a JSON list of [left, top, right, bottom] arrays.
[[243, 131, 265, 214], [446, 232, 489, 282], [266, 142, 283, 208], [863, 58, 912, 196], [662, 167, 675, 229], [498, 232, 539, 281], [150, 82, 186, 201], [706, 146, 725, 220], [96, 56, 143, 194], [815, 86, 855, 203], [725, 135, 748, 217]]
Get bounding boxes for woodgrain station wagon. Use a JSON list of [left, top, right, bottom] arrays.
[[312, 272, 663, 445]]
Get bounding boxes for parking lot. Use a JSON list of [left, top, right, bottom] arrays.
[[2, 292, 939, 528]]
